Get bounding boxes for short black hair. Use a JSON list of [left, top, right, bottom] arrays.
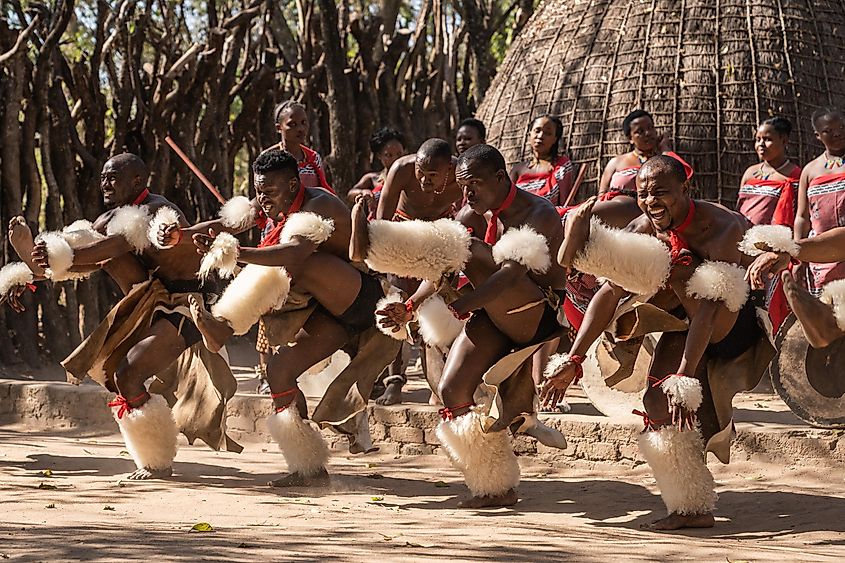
[[253, 148, 299, 177], [456, 143, 506, 175], [639, 154, 686, 184], [416, 138, 453, 162], [273, 99, 306, 124], [622, 109, 653, 137], [529, 114, 565, 160], [760, 116, 792, 137], [458, 118, 486, 140], [107, 153, 148, 179], [370, 127, 405, 155], [812, 107, 843, 131]]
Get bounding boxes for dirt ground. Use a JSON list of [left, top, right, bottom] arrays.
[[0, 425, 843, 562]]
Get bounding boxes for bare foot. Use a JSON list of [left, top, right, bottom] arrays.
[[8, 216, 43, 276], [126, 466, 173, 480], [428, 393, 442, 406], [517, 414, 568, 450], [268, 469, 330, 488], [188, 294, 233, 353], [375, 380, 403, 406], [781, 271, 843, 348], [641, 511, 715, 531], [558, 196, 596, 268], [457, 488, 518, 509]]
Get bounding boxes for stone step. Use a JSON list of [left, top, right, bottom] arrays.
[[1, 379, 842, 466]]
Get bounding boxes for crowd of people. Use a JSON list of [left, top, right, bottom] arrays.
[[2, 99, 844, 531]]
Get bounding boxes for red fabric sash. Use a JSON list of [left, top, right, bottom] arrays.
[[485, 182, 517, 244], [667, 199, 695, 266], [258, 186, 306, 247], [300, 145, 334, 194], [809, 170, 845, 187]]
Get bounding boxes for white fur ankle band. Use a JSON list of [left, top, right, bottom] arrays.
[[198, 232, 240, 280], [572, 218, 671, 295], [0, 263, 34, 295], [279, 211, 335, 245], [366, 218, 472, 281], [658, 373, 703, 412], [219, 196, 256, 231], [492, 226, 551, 273], [267, 406, 329, 477], [110, 394, 178, 471], [148, 206, 182, 249], [738, 224, 799, 257], [820, 279, 845, 331], [107, 205, 152, 253], [686, 260, 749, 312]]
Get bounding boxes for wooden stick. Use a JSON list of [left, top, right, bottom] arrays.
[[164, 136, 226, 204], [563, 163, 589, 207]]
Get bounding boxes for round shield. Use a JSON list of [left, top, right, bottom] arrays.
[[771, 314, 845, 428], [580, 332, 654, 419]]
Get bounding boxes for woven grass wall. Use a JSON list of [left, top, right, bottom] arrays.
[[478, 0, 845, 205]]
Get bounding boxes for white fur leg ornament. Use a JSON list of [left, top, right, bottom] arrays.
[[638, 426, 717, 515], [106, 205, 152, 253], [435, 410, 520, 498], [35, 232, 74, 281], [62, 220, 104, 248], [267, 406, 330, 477], [366, 218, 472, 281], [686, 261, 749, 312], [280, 211, 335, 245], [374, 289, 409, 341], [112, 394, 178, 471], [573, 217, 671, 295], [211, 264, 291, 335], [219, 196, 256, 231], [0, 262, 34, 295], [418, 294, 465, 348], [198, 232, 240, 280], [738, 224, 799, 257], [492, 226, 551, 274], [659, 374, 703, 412], [820, 279, 845, 331], [148, 206, 181, 249]]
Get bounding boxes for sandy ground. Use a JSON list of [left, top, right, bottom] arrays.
[[1, 426, 843, 562]]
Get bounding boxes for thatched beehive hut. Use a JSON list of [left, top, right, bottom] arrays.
[[479, 0, 845, 205]]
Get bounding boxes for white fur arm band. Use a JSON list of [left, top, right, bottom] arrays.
[[572, 218, 671, 295], [659, 374, 703, 412], [738, 224, 799, 257], [279, 211, 334, 245], [106, 205, 152, 253], [198, 232, 240, 280], [35, 232, 74, 280], [685, 260, 749, 312], [219, 196, 256, 231], [0, 262, 34, 295], [374, 289, 410, 342], [148, 207, 181, 249], [820, 279, 845, 332], [366, 218, 472, 281], [492, 226, 550, 274]]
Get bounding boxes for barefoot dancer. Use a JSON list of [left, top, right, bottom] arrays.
[[369, 139, 465, 405], [744, 223, 845, 348], [373, 144, 568, 508], [545, 155, 769, 530], [795, 107, 845, 294], [455, 118, 486, 156], [187, 149, 400, 486], [11, 154, 240, 480]]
